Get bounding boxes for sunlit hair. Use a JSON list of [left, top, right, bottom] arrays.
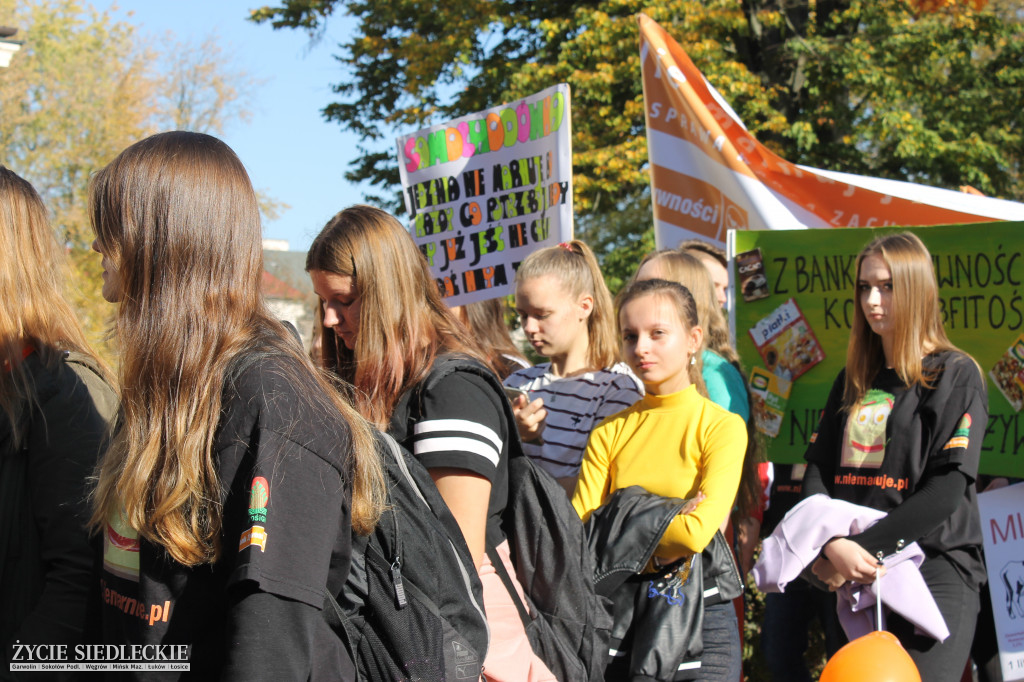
[[89, 132, 384, 566], [0, 166, 112, 448], [679, 238, 727, 268], [635, 250, 739, 367], [456, 298, 529, 380], [514, 240, 619, 369], [845, 231, 977, 409], [614, 278, 705, 394], [306, 204, 488, 428], [633, 252, 764, 518]]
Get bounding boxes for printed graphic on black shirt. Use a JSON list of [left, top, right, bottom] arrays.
[[104, 510, 140, 581], [840, 388, 894, 469]]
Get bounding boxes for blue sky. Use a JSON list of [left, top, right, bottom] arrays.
[[98, 0, 371, 252]]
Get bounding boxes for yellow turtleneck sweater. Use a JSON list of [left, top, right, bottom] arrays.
[[572, 384, 747, 558]]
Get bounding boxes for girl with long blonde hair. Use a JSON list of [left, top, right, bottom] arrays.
[[0, 167, 117, 672], [307, 204, 556, 681], [89, 132, 385, 679], [505, 241, 643, 495], [805, 231, 986, 680]]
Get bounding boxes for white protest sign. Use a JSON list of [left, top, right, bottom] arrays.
[[978, 481, 1024, 680], [396, 83, 573, 306]]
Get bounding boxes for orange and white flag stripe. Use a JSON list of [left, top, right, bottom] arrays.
[[638, 13, 1024, 248]]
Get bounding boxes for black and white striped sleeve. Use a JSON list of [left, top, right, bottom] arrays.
[[409, 371, 505, 481]]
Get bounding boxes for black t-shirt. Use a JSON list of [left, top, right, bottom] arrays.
[[389, 364, 510, 542], [804, 350, 986, 586], [99, 354, 355, 680]]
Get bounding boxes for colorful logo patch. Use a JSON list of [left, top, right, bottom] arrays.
[[248, 476, 269, 524], [943, 413, 971, 450], [239, 525, 268, 552]]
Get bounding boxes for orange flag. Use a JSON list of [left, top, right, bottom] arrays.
[[639, 13, 1024, 248]]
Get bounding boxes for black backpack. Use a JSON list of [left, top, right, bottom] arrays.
[[394, 354, 612, 682], [324, 431, 489, 681]]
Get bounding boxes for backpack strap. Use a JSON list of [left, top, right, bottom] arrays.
[[415, 354, 525, 460], [395, 353, 539, 625]]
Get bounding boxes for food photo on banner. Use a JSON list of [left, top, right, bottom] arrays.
[[395, 83, 574, 306]]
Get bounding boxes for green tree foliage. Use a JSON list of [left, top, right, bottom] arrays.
[[251, 0, 1024, 264], [1, 0, 269, 358], [0, 0, 155, 246], [1, 0, 155, 357]]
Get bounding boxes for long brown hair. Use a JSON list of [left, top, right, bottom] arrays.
[[844, 231, 975, 410], [306, 204, 488, 428], [0, 166, 112, 447], [89, 132, 384, 566], [514, 239, 619, 370], [457, 298, 529, 380]]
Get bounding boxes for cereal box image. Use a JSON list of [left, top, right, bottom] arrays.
[[748, 298, 825, 382], [749, 366, 792, 438], [989, 333, 1024, 412]]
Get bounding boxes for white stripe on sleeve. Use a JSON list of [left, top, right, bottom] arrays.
[[414, 418, 502, 451]]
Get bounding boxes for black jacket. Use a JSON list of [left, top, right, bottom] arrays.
[[584, 486, 743, 682], [0, 351, 117, 681]]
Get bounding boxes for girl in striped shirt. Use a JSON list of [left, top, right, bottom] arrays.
[[505, 241, 643, 495]]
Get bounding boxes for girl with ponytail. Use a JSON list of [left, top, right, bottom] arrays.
[[505, 240, 642, 495]]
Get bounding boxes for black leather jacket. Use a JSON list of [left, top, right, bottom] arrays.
[[584, 486, 743, 682]]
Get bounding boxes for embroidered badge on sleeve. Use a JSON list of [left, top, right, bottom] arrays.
[[942, 413, 971, 451], [239, 476, 269, 552]]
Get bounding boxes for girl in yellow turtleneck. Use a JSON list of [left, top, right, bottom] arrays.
[[572, 277, 747, 680]]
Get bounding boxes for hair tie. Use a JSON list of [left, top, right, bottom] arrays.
[[558, 242, 573, 251]]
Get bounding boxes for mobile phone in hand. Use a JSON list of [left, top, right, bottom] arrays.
[[503, 386, 528, 403]]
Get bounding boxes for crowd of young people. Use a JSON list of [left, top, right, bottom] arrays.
[[0, 130, 996, 682]]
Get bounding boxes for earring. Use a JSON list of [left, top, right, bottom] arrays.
[[690, 355, 696, 366]]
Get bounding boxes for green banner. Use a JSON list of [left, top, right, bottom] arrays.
[[732, 222, 1024, 476]]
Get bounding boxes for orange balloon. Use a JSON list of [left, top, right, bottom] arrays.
[[820, 631, 921, 682]]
